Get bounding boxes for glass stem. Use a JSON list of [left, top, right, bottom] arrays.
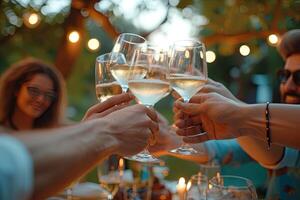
[[121, 86, 128, 93], [108, 194, 113, 200]]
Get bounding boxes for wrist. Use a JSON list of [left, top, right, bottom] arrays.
[[88, 119, 119, 157], [238, 104, 265, 139]]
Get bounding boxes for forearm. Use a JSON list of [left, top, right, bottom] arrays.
[[239, 103, 300, 149], [237, 136, 284, 166], [15, 120, 118, 199]]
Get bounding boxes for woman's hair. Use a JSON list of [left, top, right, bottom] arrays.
[[0, 57, 66, 129], [277, 29, 300, 60]]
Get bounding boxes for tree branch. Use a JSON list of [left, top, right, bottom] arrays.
[[202, 29, 286, 46], [88, 8, 119, 40], [55, 4, 85, 79]]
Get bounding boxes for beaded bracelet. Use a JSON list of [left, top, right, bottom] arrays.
[[265, 102, 271, 149]]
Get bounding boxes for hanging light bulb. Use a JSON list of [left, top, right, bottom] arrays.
[[268, 34, 279, 46], [239, 45, 250, 56], [23, 12, 41, 28], [87, 38, 100, 51], [68, 31, 80, 43], [206, 50, 216, 63]]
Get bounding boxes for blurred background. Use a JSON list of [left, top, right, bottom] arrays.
[[1, 0, 300, 194]]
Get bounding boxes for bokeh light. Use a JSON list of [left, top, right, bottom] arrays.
[[239, 45, 250, 56], [87, 38, 100, 51], [206, 50, 216, 63], [23, 12, 41, 28], [268, 34, 279, 45], [68, 31, 80, 43]]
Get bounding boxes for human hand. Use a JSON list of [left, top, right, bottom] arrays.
[[201, 78, 243, 103], [103, 104, 159, 156], [82, 93, 134, 121], [174, 93, 243, 143], [148, 113, 182, 156]]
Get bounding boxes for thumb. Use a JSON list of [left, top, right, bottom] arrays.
[[174, 97, 209, 115]]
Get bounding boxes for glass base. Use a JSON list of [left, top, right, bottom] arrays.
[[125, 152, 161, 164], [169, 146, 198, 155]]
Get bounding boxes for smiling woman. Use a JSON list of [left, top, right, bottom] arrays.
[[0, 58, 66, 131]]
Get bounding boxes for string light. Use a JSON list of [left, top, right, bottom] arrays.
[[206, 50, 216, 63], [268, 34, 279, 45], [68, 31, 80, 43], [23, 12, 41, 28], [87, 38, 100, 51], [239, 45, 250, 56], [184, 50, 190, 58]]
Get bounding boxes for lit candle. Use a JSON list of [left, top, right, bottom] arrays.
[[118, 158, 124, 177], [176, 177, 186, 200], [216, 172, 222, 185]]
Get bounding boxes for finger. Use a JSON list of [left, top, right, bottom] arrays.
[[174, 101, 207, 115], [145, 106, 158, 123], [171, 90, 181, 100], [199, 84, 218, 94], [148, 121, 159, 146], [188, 95, 208, 103], [97, 102, 130, 117], [176, 125, 201, 136], [173, 111, 184, 121], [183, 132, 210, 143], [172, 105, 179, 114], [189, 115, 203, 126], [174, 119, 186, 129], [90, 93, 134, 114]]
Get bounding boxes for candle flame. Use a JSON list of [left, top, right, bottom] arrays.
[[186, 181, 192, 191], [179, 177, 185, 185], [184, 50, 190, 59], [119, 158, 124, 169]]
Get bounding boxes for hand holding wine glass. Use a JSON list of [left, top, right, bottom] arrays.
[[126, 47, 170, 163], [168, 39, 208, 155]]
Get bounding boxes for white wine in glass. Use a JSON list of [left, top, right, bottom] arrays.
[[110, 64, 148, 91], [95, 52, 125, 102], [168, 40, 208, 155], [128, 79, 170, 106], [96, 81, 122, 102], [169, 74, 207, 103], [111, 33, 147, 92], [127, 48, 170, 163]]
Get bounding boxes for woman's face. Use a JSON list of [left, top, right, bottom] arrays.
[[16, 74, 56, 119]]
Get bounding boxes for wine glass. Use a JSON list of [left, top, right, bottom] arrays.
[[111, 33, 147, 92], [126, 47, 170, 163], [97, 159, 122, 200], [199, 159, 221, 180], [168, 39, 208, 155], [95, 52, 124, 102], [186, 173, 208, 200], [206, 175, 258, 200]]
